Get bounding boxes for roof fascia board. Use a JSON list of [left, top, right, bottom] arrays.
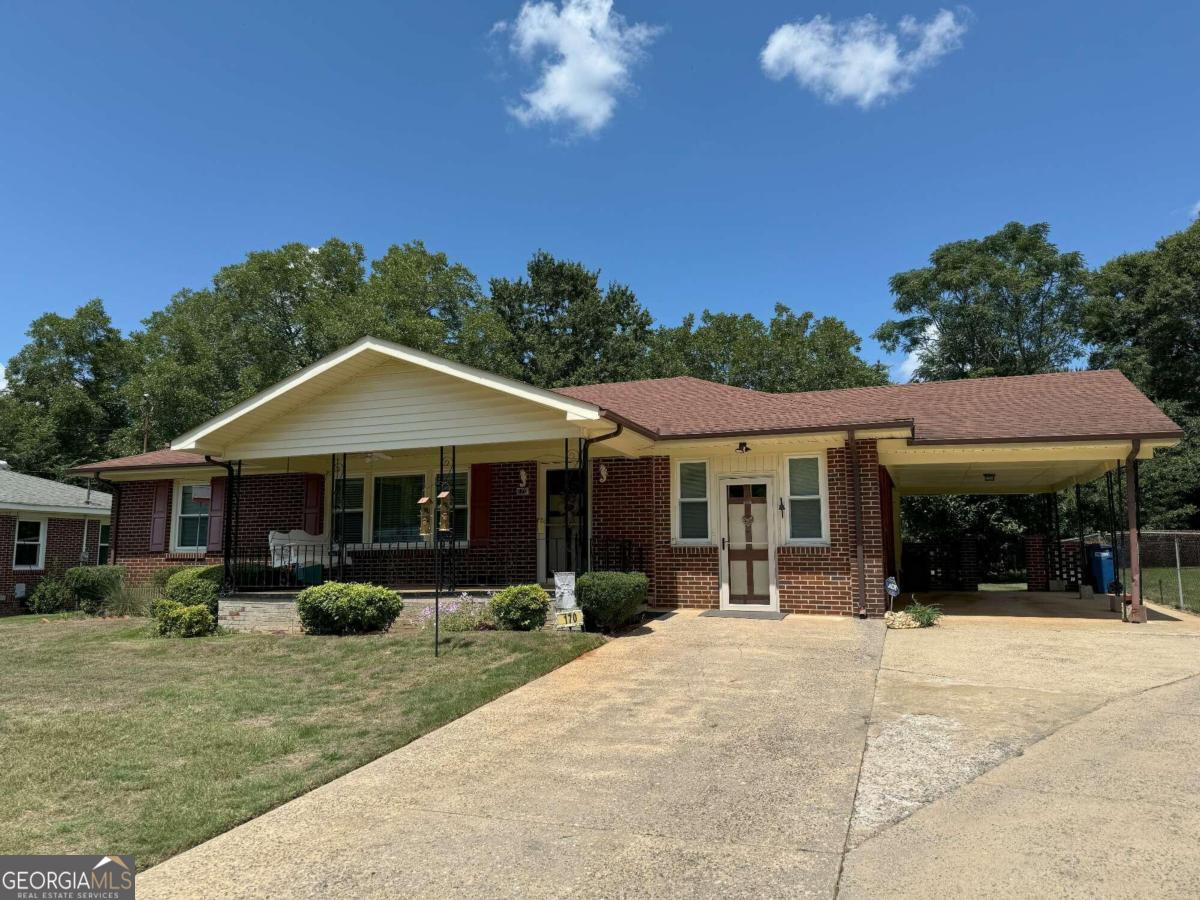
[[0, 503, 111, 517], [172, 337, 602, 451]]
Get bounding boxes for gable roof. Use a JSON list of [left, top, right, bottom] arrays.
[[555, 369, 1182, 444], [170, 336, 602, 453], [0, 466, 112, 515]]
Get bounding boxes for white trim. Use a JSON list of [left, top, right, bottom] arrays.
[[0, 503, 111, 518], [717, 476, 779, 612], [325, 467, 469, 548], [171, 336, 602, 451], [782, 452, 831, 546], [672, 459, 712, 545], [13, 516, 47, 571], [170, 481, 212, 553]]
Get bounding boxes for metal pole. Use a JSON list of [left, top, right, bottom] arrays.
[[1126, 442, 1145, 623], [435, 446, 443, 657], [1176, 537, 1186, 612], [450, 446, 457, 593], [1075, 482, 1087, 592], [338, 454, 347, 581]]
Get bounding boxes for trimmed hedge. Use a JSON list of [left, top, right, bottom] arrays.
[[152, 598, 217, 637], [27, 577, 75, 614], [489, 584, 551, 632], [296, 582, 403, 635], [63, 565, 126, 616], [152, 565, 192, 594], [164, 565, 223, 616], [577, 571, 648, 632]]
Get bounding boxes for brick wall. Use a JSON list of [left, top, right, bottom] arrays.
[[0, 514, 105, 615], [1025, 534, 1049, 591], [588, 439, 886, 617]]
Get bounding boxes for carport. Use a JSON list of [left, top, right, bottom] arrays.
[[869, 371, 1184, 624]]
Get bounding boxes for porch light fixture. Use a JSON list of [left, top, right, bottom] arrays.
[[983, 473, 996, 482], [735, 442, 751, 454]]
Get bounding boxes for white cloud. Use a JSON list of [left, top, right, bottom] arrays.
[[1191, 199, 1200, 219], [761, 9, 968, 109], [497, 0, 661, 134], [891, 323, 939, 382]]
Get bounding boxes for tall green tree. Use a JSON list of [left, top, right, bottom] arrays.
[[0, 299, 134, 476], [1085, 220, 1200, 528], [875, 222, 1089, 381], [649, 304, 886, 391], [484, 252, 654, 387]]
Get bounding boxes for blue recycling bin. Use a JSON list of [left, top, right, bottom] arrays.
[[1087, 545, 1115, 593]]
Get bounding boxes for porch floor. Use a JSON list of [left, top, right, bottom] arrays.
[[903, 589, 1195, 625]]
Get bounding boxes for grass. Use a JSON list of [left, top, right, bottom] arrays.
[[0, 614, 602, 866], [1143, 566, 1200, 613]]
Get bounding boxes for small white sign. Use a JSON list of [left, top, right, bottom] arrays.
[[554, 571, 577, 610]]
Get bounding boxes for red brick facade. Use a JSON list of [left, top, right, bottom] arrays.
[[0, 514, 104, 615], [589, 440, 887, 616]]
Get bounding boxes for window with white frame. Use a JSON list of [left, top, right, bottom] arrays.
[[13, 519, 46, 569], [373, 474, 425, 543], [98, 523, 111, 564], [787, 456, 825, 542], [677, 461, 709, 541], [173, 484, 210, 551], [334, 477, 365, 543]]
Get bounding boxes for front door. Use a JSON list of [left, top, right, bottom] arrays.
[[543, 467, 584, 581], [720, 479, 777, 610]]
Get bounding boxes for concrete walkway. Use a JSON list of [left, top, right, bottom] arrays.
[[140, 597, 1200, 898]]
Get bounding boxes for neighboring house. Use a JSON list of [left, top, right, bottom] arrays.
[[69, 337, 1181, 619], [0, 462, 112, 614]]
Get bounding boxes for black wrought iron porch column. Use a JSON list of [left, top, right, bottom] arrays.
[[577, 437, 589, 574], [338, 453, 347, 580], [230, 461, 242, 593], [563, 438, 573, 572]]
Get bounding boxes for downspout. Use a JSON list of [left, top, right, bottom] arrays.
[[847, 429, 868, 619], [93, 473, 119, 564], [582, 424, 624, 574], [207, 456, 236, 594]]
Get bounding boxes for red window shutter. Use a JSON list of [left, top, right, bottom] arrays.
[[149, 480, 171, 552], [207, 477, 227, 552], [303, 473, 324, 535], [469, 464, 492, 546]]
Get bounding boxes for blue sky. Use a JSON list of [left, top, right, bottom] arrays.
[[1, 1, 1196, 381]]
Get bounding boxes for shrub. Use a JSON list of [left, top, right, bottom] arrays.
[[423, 594, 496, 632], [152, 599, 216, 637], [576, 571, 648, 632], [107, 584, 152, 617], [27, 577, 75, 614], [63, 565, 126, 615], [164, 565, 223, 616], [904, 599, 943, 628], [489, 584, 551, 632], [151, 565, 191, 594], [296, 582, 403, 635]]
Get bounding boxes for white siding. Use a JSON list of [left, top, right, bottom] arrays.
[[220, 359, 587, 458]]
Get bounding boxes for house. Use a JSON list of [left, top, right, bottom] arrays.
[[68, 337, 1182, 622], [0, 462, 112, 614]]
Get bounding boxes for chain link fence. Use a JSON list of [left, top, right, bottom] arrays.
[[1135, 532, 1200, 614]]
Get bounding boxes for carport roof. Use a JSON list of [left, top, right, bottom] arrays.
[[556, 369, 1182, 444]]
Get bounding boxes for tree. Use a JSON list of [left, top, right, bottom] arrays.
[[484, 252, 655, 387], [875, 222, 1089, 381], [0, 299, 134, 476], [1085, 220, 1200, 528], [649, 304, 886, 391]]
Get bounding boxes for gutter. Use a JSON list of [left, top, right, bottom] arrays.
[[207, 456, 237, 594], [93, 472, 119, 563]]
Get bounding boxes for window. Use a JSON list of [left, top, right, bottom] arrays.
[[174, 484, 210, 551], [787, 456, 825, 542], [13, 519, 46, 569], [677, 461, 709, 541], [334, 477, 365, 543], [447, 471, 468, 543], [98, 523, 111, 565], [373, 474, 425, 543]]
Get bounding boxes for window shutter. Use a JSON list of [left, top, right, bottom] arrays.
[[303, 473, 324, 535], [469, 464, 492, 546], [207, 477, 226, 552], [149, 480, 171, 552]]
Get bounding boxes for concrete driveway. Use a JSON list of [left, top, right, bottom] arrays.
[[141, 598, 1200, 899]]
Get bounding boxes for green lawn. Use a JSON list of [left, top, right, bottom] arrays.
[[1143, 566, 1200, 613], [0, 614, 602, 866]]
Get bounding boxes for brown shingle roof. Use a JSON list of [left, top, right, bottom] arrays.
[[67, 449, 214, 474], [556, 370, 1182, 443]]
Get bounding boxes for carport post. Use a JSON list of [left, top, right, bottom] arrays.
[[1126, 440, 1145, 624]]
